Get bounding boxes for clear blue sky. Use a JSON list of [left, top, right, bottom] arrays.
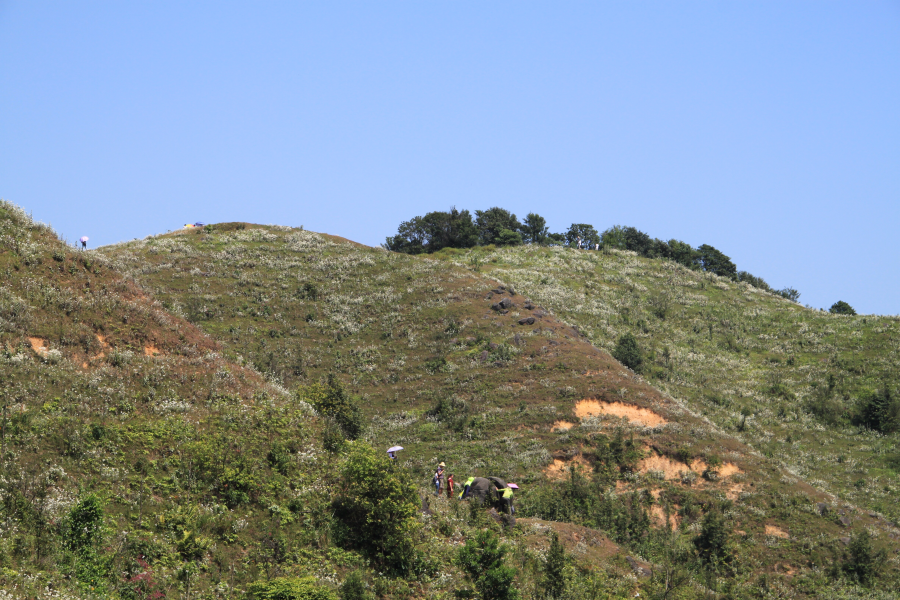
[[2, 2, 898, 314]]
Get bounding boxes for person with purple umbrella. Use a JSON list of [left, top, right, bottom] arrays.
[[79, 236, 89, 250]]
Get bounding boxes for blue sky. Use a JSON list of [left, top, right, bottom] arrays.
[[2, 2, 898, 314]]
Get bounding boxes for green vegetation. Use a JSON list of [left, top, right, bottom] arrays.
[[831, 300, 857, 315], [1, 199, 898, 598], [456, 529, 518, 600]]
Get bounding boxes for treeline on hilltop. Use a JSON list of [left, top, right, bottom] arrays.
[[384, 206, 800, 302]]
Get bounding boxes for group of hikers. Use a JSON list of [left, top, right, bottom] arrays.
[[386, 448, 517, 515], [432, 462, 516, 515]]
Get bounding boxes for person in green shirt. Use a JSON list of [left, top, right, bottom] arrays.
[[459, 477, 476, 500]]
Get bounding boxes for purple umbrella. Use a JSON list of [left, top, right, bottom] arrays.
[[387, 446, 404, 453], [79, 236, 89, 243], [507, 483, 519, 489]]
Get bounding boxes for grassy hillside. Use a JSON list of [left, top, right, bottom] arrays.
[[433, 244, 900, 522], [1, 201, 897, 598], [100, 221, 899, 597]]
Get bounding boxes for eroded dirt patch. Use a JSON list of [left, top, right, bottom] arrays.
[[553, 420, 574, 431], [544, 456, 591, 480], [144, 345, 161, 356], [650, 504, 680, 531], [726, 483, 745, 501], [638, 454, 693, 479], [765, 525, 789, 539], [28, 337, 49, 356], [574, 400, 667, 427], [719, 463, 743, 477]]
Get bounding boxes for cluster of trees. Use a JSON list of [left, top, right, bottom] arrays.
[[384, 207, 799, 301]]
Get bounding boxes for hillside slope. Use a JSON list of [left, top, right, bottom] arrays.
[[0, 204, 331, 598], [433, 244, 900, 522], [101, 222, 900, 597]]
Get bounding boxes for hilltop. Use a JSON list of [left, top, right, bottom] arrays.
[[0, 203, 897, 599]]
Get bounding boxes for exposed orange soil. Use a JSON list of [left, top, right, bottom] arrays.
[[553, 420, 574, 431], [28, 337, 49, 356], [144, 345, 161, 356], [574, 399, 667, 427], [765, 525, 789, 539], [719, 463, 743, 477], [543, 456, 591, 480], [638, 454, 693, 479], [726, 483, 745, 501], [650, 504, 680, 530], [638, 453, 742, 484], [96, 334, 109, 348]]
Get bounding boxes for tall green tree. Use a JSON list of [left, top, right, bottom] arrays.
[[612, 333, 643, 373], [332, 443, 420, 573], [622, 226, 653, 255], [542, 531, 567, 599], [384, 208, 478, 254], [565, 224, 600, 248], [475, 207, 522, 245], [300, 374, 363, 441], [422, 207, 479, 251], [829, 300, 856, 315], [667, 239, 700, 269], [697, 244, 737, 278], [520, 213, 549, 244], [384, 216, 428, 254], [600, 225, 627, 250], [456, 529, 519, 600]]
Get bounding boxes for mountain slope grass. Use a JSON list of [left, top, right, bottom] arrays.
[[98, 221, 900, 597], [0, 201, 895, 598], [432, 244, 900, 524]]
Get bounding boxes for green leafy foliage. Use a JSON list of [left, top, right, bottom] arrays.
[[693, 507, 731, 566], [247, 576, 338, 600], [830, 300, 857, 315], [62, 494, 104, 553], [494, 229, 523, 247], [839, 530, 887, 587], [331, 442, 421, 573], [300, 374, 363, 440], [475, 207, 522, 246], [564, 224, 600, 248], [456, 529, 519, 600], [340, 570, 374, 600], [520, 213, 549, 245], [856, 386, 899, 434], [542, 531, 568, 599], [385, 208, 479, 254], [612, 333, 643, 373], [697, 244, 737, 279]]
